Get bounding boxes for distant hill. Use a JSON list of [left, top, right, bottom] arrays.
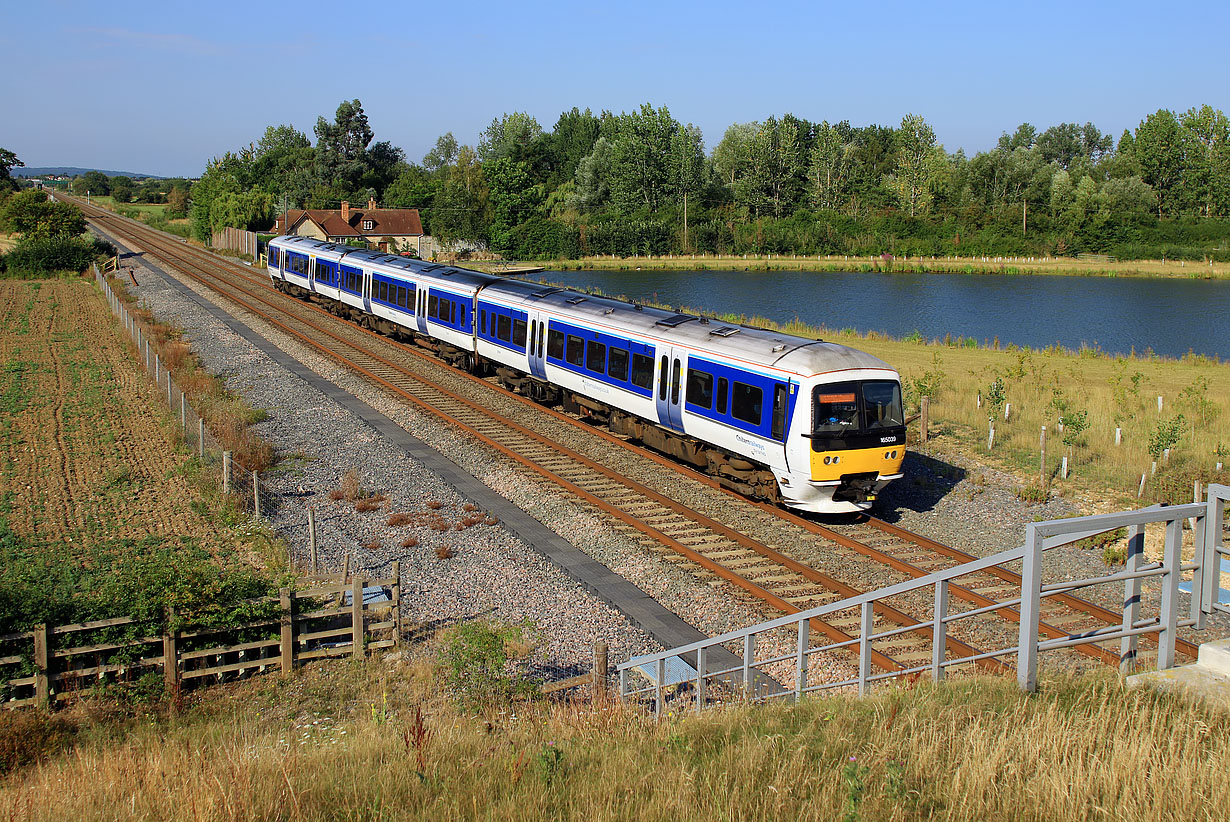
[[15, 167, 168, 180]]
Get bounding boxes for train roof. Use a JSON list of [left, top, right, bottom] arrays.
[[480, 279, 894, 378], [269, 237, 894, 378]]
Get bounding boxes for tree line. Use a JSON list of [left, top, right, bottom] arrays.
[[181, 100, 1230, 260]]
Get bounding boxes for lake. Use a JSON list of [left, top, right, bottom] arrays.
[[526, 269, 1230, 360]]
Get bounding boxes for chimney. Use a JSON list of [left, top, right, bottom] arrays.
[[367, 197, 377, 210], [341, 201, 350, 221]]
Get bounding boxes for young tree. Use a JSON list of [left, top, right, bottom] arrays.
[[808, 121, 852, 210], [1178, 104, 1230, 217], [607, 103, 683, 213], [423, 133, 458, 173], [711, 122, 757, 190]]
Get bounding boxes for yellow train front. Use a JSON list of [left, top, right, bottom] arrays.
[[780, 369, 906, 513]]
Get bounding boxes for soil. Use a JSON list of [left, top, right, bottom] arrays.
[[0, 278, 231, 552]]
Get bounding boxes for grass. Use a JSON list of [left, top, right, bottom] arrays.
[[0, 656, 1226, 820], [533, 253, 1230, 280], [106, 274, 274, 472]]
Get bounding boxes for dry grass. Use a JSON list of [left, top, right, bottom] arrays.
[[1, 659, 1226, 821], [434, 545, 454, 559], [105, 275, 274, 472], [354, 494, 386, 513]]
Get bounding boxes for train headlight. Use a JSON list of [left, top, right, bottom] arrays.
[[823, 456, 831, 465], [885, 450, 898, 459]]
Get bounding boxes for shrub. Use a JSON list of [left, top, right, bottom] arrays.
[[1, 235, 98, 277], [436, 620, 538, 711]]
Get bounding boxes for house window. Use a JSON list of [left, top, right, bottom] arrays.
[[362, 220, 374, 231]]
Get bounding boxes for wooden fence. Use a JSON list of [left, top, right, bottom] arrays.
[[1, 565, 400, 710], [211, 226, 259, 259]]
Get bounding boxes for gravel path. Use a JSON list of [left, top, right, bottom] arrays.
[[116, 249, 1229, 686]]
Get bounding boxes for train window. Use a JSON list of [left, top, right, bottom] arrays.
[[512, 318, 527, 348], [496, 314, 511, 342], [814, 382, 859, 432], [658, 356, 668, 400], [396, 286, 408, 309], [547, 329, 564, 360], [379, 281, 389, 304], [529, 320, 536, 349], [716, 377, 729, 415], [670, 359, 681, 405], [586, 340, 605, 373], [537, 324, 545, 358], [686, 369, 713, 410], [428, 295, 439, 318], [631, 353, 653, 390], [863, 381, 905, 428], [481, 310, 488, 335], [771, 384, 788, 440], [732, 382, 763, 426], [565, 335, 585, 367], [608, 348, 629, 382]]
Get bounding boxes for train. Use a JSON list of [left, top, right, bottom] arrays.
[[266, 235, 906, 514]]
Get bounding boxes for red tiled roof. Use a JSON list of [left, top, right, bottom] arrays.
[[276, 207, 423, 237]]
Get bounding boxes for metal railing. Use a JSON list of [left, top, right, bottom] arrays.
[[619, 486, 1229, 714]]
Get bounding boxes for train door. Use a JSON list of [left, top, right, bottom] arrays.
[[527, 311, 547, 379], [308, 256, 316, 291], [654, 347, 684, 432], [415, 287, 428, 334], [362, 266, 371, 312]]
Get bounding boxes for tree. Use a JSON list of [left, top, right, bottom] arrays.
[[477, 112, 543, 163], [808, 121, 852, 210], [711, 123, 757, 190], [568, 137, 613, 213], [735, 116, 808, 218], [431, 145, 488, 247], [889, 113, 940, 217], [606, 103, 682, 213], [423, 133, 458, 173], [547, 108, 601, 188], [314, 99, 374, 193], [256, 124, 310, 157], [110, 175, 134, 204], [0, 148, 23, 193], [1179, 104, 1230, 217], [82, 170, 110, 196], [1037, 122, 1112, 170], [1134, 109, 1186, 217], [166, 185, 190, 218], [485, 158, 541, 252], [1, 190, 86, 238]]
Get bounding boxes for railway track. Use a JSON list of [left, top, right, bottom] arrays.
[[75, 199, 1198, 675]]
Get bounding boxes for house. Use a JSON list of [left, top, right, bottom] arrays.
[[272, 198, 435, 258]]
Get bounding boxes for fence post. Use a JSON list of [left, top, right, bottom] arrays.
[[167, 375, 172, 407], [198, 418, 205, 459], [1157, 516, 1184, 670], [280, 588, 294, 675], [1120, 524, 1144, 673], [593, 641, 607, 701], [932, 580, 948, 682], [1018, 523, 1044, 691], [163, 609, 180, 695], [743, 633, 754, 698], [33, 624, 50, 710], [351, 576, 365, 658], [180, 392, 187, 431], [252, 471, 261, 519], [308, 507, 319, 574], [390, 560, 401, 647], [920, 396, 929, 443], [695, 645, 707, 711], [858, 603, 873, 697], [795, 619, 809, 702], [1039, 426, 1047, 486], [222, 451, 232, 493]]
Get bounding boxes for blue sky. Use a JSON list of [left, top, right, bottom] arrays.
[[4, 0, 1227, 178]]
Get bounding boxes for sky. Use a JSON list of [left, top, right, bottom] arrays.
[[3, 0, 1228, 178]]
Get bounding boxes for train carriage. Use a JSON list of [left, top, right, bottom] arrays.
[[265, 234, 905, 513]]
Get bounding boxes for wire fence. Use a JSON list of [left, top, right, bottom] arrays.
[[92, 265, 283, 527]]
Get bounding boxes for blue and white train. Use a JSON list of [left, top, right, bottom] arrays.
[[267, 235, 906, 513]]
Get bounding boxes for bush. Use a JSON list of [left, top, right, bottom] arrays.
[[1, 235, 99, 277], [436, 620, 539, 711]]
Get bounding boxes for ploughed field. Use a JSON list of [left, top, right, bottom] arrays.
[[0, 279, 228, 551]]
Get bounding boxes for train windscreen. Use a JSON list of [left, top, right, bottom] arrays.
[[813, 381, 903, 436]]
